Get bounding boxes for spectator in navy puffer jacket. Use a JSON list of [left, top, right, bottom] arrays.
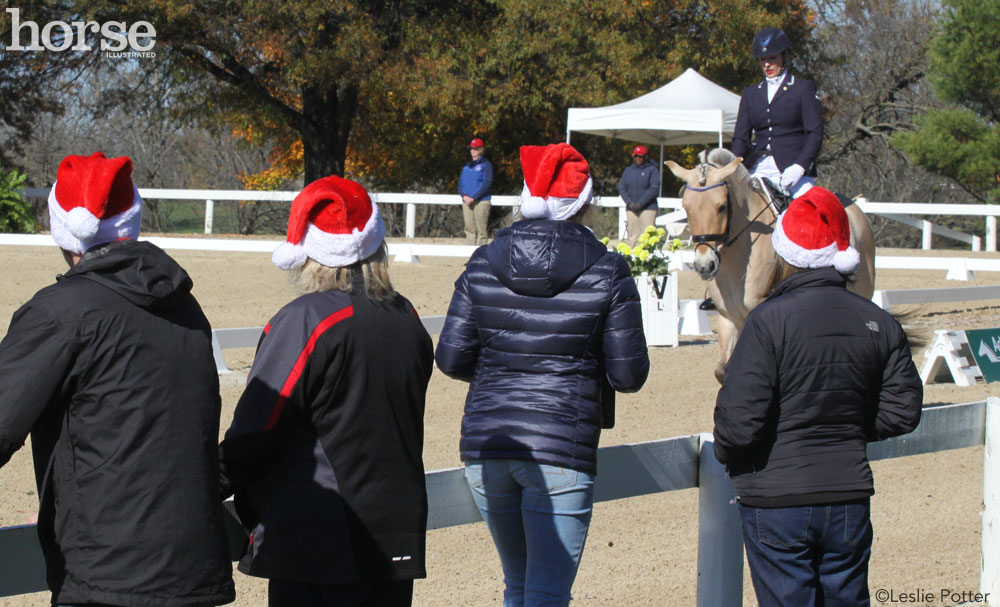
[[436, 142, 649, 607]]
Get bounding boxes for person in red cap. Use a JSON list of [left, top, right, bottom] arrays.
[[458, 136, 494, 245], [437, 143, 649, 607], [220, 175, 433, 607], [617, 144, 660, 246], [713, 187, 922, 607], [0, 152, 236, 606]]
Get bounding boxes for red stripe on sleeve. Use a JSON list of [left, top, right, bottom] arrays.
[[263, 305, 353, 430]]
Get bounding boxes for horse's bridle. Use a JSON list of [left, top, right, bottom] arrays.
[[684, 175, 775, 259]]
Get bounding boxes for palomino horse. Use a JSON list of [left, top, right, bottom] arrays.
[[665, 148, 876, 383]]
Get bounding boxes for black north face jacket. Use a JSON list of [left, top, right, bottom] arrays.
[[0, 240, 235, 606], [713, 267, 923, 507]]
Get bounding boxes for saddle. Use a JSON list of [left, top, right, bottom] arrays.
[[752, 177, 793, 215]]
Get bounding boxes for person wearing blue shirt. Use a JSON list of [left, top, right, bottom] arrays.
[[458, 137, 494, 245], [731, 27, 823, 199], [617, 145, 660, 246]]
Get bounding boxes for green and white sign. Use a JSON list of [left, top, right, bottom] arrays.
[[965, 328, 1000, 383]]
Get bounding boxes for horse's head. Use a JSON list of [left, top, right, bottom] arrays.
[[665, 152, 743, 280]]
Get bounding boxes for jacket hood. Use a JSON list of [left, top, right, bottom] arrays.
[[769, 266, 846, 299], [62, 240, 194, 310], [484, 219, 608, 297]]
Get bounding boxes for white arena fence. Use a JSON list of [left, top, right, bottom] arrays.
[[20, 188, 1000, 251], [0, 398, 995, 606]]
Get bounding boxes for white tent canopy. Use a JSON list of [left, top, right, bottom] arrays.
[[565, 68, 741, 148]]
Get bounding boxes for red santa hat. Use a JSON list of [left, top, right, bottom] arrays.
[[771, 186, 860, 273], [272, 175, 385, 270], [519, 143, 593, 220], [48, 152, 142, 254]]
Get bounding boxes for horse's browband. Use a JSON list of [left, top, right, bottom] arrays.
[[685, 181, 727, 193]]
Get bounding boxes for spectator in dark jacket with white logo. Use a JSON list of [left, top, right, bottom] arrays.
[[0, 153, 235, 606], [436, 143, 649, 607], [618, 144, 660, 246], [713, 187, 922, 607], [220, 175, 433, 607]]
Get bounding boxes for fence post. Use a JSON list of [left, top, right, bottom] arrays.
[[922, 219, 933, 250], [988, 216, 997, 253], [697, 433, 743, 607], [406, 202, 417, 239], [974, 235, 982, 252], [619, 206, 627, 242], [204, 200, 214, 235], [982, 398, 1000, 600]]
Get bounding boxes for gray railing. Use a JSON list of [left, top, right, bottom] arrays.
[[0, 399, 992, 604]]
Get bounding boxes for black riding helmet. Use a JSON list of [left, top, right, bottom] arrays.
[[752, 27, 791, 58]]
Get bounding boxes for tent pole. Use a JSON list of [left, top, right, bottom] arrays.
[[659, 144, 664, 198]]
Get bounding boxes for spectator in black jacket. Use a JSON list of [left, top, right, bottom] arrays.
[[713, 187, 922, 607], [436, 143, 649, 607], [0, 153, 235, 606], [220, 175, 433, 607], [618, 144, 660, 246]]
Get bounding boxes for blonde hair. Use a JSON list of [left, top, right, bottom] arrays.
[[289, 243, 396, 301]]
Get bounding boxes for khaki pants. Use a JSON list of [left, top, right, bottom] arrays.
[[626, 208, 658, 247], [463, 199, 491, 245]]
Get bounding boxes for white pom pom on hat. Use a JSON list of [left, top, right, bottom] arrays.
[[274, 175, 386, 271], [771, 186, 860, 273], [48, 153, 142, 254], [519, 143, 593, 220]]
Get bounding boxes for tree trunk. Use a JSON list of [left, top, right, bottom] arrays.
[[300, 84, 359, 182]]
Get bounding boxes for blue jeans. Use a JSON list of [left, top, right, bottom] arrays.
[[739, 498, 873, 607], [465, 459, 596, 607]]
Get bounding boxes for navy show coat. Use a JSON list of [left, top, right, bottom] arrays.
[[730, 72, 823, 177]]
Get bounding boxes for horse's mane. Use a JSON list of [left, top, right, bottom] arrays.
[[697, 148, 756, 205]]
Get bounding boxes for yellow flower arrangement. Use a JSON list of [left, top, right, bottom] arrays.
[[606, 226, 684, 277]]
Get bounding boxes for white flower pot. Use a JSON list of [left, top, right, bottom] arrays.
[[635, 271, 679, 347]]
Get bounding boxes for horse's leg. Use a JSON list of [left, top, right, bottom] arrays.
[[715, 316, 739, 384], [845, 205, 877, 298]]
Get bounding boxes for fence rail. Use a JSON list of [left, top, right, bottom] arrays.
[[20, 188, 1000, 250], [0, 399, 993, 604]]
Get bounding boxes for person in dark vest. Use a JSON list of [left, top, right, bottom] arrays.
[[713, 187, 922, 607], [436, 143, 649, 607], [0, 152, 235, 607], [731, 27, 823, 199], [618, 144, 660, 246], [220, 176, 434, 607]]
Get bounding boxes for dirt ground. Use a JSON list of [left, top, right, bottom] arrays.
[[0, 241, 996, 607]]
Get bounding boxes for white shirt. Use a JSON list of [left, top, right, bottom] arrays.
[[766, 71, 786, 103]]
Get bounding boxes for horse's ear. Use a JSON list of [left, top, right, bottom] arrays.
[[665, 160, 690, 180], [714, 157, 743, 180]]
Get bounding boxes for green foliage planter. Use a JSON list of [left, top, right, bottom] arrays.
[[0, 167, 34, 233]]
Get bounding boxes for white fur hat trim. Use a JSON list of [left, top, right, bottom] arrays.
[[272, 200, 386, 270], [519, 176, 593, 221], [48, 182, 143, 254]]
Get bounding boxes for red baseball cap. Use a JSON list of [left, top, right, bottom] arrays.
[[468, 138, 485, 148], [632, 145, 648, 157]]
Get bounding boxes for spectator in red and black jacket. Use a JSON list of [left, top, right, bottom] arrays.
[[219, 176, 434, 607], [713, 187, 922, 607]]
